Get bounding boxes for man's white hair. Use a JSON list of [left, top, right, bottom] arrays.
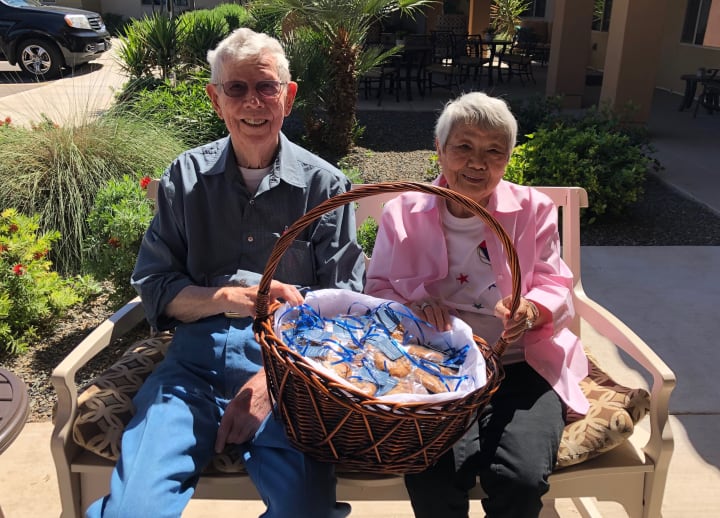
[[207, 28, 291, 84]]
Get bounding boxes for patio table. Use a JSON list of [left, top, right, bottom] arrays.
[[483, 39, 512, 86], [0, 367, 28, 454]]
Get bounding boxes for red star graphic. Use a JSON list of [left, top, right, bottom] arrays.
[[456, 273, 469, 284]]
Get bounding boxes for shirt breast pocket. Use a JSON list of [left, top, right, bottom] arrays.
[[275, 239, 317, 287]]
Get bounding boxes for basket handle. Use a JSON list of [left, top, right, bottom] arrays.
[[254, 181, 521, 357]]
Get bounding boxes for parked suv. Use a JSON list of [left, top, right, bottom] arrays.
[[0, 0, 111, 80]]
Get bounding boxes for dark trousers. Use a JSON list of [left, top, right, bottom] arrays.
[[405, 362, 565, 518]]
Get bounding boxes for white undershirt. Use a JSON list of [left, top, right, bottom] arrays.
[[427, 201, 525, 364], [240, 166, 272, 195]]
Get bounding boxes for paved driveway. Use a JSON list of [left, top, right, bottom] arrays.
[[0, 62, 43, 98], [0, 47, 125, 126], [0, 59, 108, 99]]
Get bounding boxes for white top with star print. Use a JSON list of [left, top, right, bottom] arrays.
[[426, 200, 524, 364]]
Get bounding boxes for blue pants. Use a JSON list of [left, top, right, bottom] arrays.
[[86, 316, 350, 518], [404, 362, 565, 518]]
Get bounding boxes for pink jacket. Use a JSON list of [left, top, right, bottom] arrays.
[[365, 179, 590, 413]]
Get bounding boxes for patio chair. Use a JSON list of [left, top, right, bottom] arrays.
[[693, 68, 720, 117], [424, 30, 464, 94], [359, 61, 397, 106], [392, 34, 432, 102], [51, 182, 675, 518], [453, 34, 491, 87], [498, 35, 537, 85]]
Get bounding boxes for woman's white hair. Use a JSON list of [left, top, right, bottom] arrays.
[[435, 92, 518, 152], [207, 28, 291, 84]]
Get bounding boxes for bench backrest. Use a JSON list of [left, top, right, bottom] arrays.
[[351, 184, 588, 280], [146, 180, 588, 329], [352, 184, 589, 335]]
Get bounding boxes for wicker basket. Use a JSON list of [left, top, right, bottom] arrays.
[[254, 182, 521, 474]]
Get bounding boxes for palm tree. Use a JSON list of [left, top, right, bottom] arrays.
[[249, 0, 434, 157], [490, 0, 531, 40]]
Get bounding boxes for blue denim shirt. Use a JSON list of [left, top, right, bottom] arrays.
[[132, 133, 365, 331]]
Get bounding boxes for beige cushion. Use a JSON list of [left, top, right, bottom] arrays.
[[72, 336, 650, 471], [556, 360, 649, 468]]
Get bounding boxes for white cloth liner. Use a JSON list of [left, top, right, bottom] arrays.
[[274, 288, 487, 405]]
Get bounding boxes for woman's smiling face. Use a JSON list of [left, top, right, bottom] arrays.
[[437, 123, 511, 214]]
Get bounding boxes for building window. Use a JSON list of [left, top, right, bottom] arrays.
[[681, 0, 720, 47], [592, 0, 613, 32], [522, 0, 546, 18]]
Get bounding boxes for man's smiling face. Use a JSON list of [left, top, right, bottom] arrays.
[[206, 53, 297, 168]]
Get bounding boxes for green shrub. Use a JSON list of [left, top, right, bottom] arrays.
[[116, 25, 153, 78], [178, 9, 230, 67], [117, 12, 182, 81], [506, 124, 651, 223], [424, 153, 440, 182], [356, 216, 379, 258], [510, 94, 564, 144], [0, 114, 185, 274], [116, 70, 227, 148], [0, 209, 97, 354], [85, 175, 155, 307], [212, 2, 254, 31], [113, 75, 165, 105]]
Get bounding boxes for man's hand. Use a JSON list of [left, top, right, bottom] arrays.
[[214, 371, 272, 453], [167, 280, 304, 323], [223, 280, 304, 318]]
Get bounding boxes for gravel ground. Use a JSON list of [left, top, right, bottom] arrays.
[[3, 108, 720, 423]]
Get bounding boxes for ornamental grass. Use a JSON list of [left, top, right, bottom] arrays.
[[0, 114, 185, 274]]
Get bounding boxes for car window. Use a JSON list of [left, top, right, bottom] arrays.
[[2, 0, 42, 8]]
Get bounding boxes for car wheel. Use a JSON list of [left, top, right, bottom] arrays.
[[17, 39, 63, 80]]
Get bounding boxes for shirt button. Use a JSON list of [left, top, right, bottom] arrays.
[[247, 236, 254, 243], [249, 199, 255, 206]]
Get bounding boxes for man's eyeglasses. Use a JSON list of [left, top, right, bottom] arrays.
[[215, 80, 288, 99]]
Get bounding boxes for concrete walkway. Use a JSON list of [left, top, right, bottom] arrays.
[[0, 52, 719, 517]]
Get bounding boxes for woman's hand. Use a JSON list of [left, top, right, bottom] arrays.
[[494, 295, 541, 343], [410, 299, 453, 331], [214, 371, 271, 453]]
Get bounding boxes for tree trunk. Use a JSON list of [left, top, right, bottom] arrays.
[[326, 29, 359, 156]]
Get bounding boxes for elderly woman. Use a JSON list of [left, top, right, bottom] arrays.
[[365, 91, 590, 517]]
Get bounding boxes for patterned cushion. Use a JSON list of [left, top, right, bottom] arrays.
[[73, 335, 172, 460], [72, 336, 650, 471], [556, 360, 650, 468]]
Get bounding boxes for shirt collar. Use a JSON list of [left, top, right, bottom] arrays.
[[205, 133, 306, 190], [272, 133, 306, 189], [427, 175, 522, 215]]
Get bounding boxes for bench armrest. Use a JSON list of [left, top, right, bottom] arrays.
[[50, 297, 146, 495], [573, 284, 675, 472]]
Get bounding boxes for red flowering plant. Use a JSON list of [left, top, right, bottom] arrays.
[[85, 174, 156, 306], [0, 209, 93, 354]]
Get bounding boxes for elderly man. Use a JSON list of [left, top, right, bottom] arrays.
[[86, 28, 364, 518]]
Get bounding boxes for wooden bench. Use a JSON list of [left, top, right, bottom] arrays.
[[51, 183, 675, 517]]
